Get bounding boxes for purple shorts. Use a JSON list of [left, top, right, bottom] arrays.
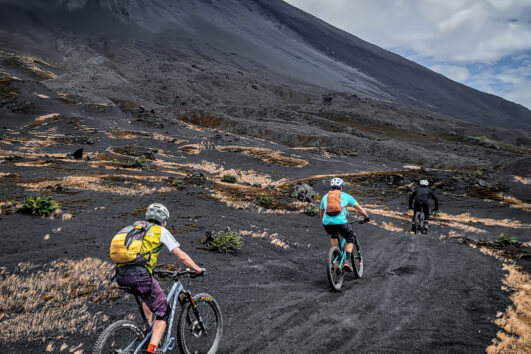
[[116, 266, 168, 318]]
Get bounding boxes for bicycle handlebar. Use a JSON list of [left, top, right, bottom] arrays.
[[350, 218, 370, 225], [153, 268, 203, 279]]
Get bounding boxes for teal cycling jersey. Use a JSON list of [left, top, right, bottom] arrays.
[[320, 191, 357, 225]]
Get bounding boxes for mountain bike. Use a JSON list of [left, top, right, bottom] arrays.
[[412, 210, 427, 234], [93, 269, 222, 354], [412, 209, 438, 234], [326, 220, 366, 291]]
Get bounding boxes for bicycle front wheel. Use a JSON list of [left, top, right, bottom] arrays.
[[92, 319, 144, 354], [326, 246, 344, 291], [352, 238, 363, 279], [178, 293, 223, 354]]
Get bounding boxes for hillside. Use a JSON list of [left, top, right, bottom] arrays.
[[0, 0, 530, 353]]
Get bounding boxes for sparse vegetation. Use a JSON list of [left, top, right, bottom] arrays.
[[305, 204, 319, 216], [171, 178, 183, 187], [221, 173, 238, 183], [21, 195, 59, 216], [201, 230, 243, 253], [496, 233, 518, 245], [125, 156, 148, 169], [256, 195, 277, 208], [0, 258, 118, 343]]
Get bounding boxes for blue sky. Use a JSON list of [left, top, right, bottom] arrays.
[[284, 0, 531, 110]]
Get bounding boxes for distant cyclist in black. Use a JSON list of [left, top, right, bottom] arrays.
[[409, 179, 438, 231]]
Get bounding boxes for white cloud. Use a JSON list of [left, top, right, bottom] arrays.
[[284, 0, 531, 109]]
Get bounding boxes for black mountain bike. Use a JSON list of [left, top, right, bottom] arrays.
[[412, 210, 427, 234], [326, 220, 366, 291], [93, 269, 222, 354]]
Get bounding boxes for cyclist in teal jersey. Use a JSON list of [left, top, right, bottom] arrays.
[[320, 177, 370, 271]]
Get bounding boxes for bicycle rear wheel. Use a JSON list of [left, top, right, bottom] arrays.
[[326, 246, 344, 291], [420, 212, 427, 234], [178, 293, 223, 354], [92, 319, 144, 354], [352, 238, 363, 279], [414, 212, 421, 234]]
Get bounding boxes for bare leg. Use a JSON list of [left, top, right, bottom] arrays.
[[346, 243, 354, 253], [142, 303, 167, 349], [142, 303, 153, 324], [150, 320, 167, 347], [330, 238, 338, 247]]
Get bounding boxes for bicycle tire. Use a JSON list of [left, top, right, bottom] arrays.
[[420, 212, 427, 234], [92, 319, 144, 354], [352, 238, 363, 279], [178, 293, 223, 354], [326, 246, 344, 291], [414, 212, 421, 234]]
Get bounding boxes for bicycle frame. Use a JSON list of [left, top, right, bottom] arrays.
[[333, 237, 348, 269], [131, 280, 186, 354]]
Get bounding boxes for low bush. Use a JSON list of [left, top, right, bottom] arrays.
[[21, 196, 60, 216], [305, 203, 319, 216], [496, 233, 518, 245], [125, 157, 148, 169], [256, 195, 277, 208], [208, 231, 243, 253], [221, 174, 238, 183]]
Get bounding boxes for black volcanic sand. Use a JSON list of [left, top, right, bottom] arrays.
[[1, 57, 530, 353]]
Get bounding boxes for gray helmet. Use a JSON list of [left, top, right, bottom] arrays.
[[146, 203, 169, 224], [420, 179, 429, 186]]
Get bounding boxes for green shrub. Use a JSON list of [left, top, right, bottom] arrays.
[[305, 204, 319, 216], [314, 192, 322, 201], [171, 178, 183, 186], [125, 157, 147, 169], [432, 211, 441, 218], [209, 231, 243, 253], [256, 195, 277, 208], [221, 174, 238, 183], [496, 233, 518, 245], [22, 196, 60, 216]]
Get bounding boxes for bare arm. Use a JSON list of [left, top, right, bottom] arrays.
[[354, 203, 370, 219], [320, 209, 324, 218], [171, 247, 202, 273]]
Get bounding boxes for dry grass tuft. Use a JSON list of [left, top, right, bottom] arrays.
[[182, 160, 285, 186], [239, 230, 289, 249], [178, 144, 202, 155], [0, 258, 118, 343], [487, 264, 531, 353], [513, 176, 531, 185], [436, 212, 530, 229], [217, 145, 309, 167], [107, 130, 186, 144], [19, 174, 171, 196], [378, 221, 404, 232]]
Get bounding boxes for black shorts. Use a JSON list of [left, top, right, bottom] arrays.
[[324, 223, 355, 244]]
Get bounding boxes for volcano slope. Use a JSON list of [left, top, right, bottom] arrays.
[[1, 52, 531, 354]]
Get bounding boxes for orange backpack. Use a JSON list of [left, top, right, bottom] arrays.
[[326, 190, 343, 216]]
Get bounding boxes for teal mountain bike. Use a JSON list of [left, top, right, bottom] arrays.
[[326, 220, 365, 291]]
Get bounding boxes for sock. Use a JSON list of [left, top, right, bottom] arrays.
[[346, 252, 352, 260], [147, 344, 158, 353]]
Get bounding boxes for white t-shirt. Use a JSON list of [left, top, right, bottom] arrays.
[[160, 226, 180, 252]]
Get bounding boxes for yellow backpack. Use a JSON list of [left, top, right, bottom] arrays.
[[110, 221, 153, 265]]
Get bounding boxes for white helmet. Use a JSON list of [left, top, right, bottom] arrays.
[[330, 177, 345, 188], [146, 203, 169, 224], [420, 179, 429, 186]]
